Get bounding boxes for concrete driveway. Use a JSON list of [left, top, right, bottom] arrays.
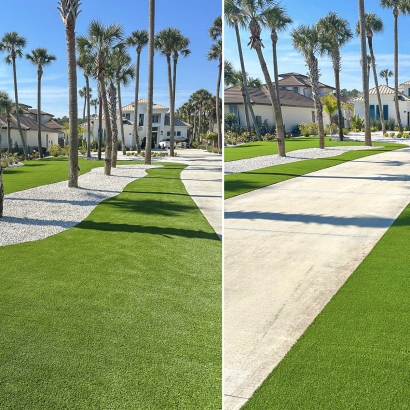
[[224, 147, 410, 409]]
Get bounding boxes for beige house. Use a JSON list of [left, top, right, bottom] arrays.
[[224, 73, 337, 133], [91, 99, 190, 148]]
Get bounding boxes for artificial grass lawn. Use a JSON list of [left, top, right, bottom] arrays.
[[242, 182, 410, 409], [0, 162, 221, 409], [224, 137, 368, 162], [2, 157, 142, 194], [225, 143, 407, 199]]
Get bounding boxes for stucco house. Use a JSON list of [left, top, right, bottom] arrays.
[[0, 103, 61, 151], [350, 84, 410, 126], [91, 99, 190, 148], [224, 72, 338, 133]]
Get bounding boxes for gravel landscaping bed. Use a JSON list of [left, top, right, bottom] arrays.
[[0, 164, 158, 246], [224, 145, 382, 174]]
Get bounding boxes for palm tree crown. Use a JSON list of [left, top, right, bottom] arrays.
[[380, 68, 393, 86]]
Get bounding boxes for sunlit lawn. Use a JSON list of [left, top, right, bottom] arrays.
[[0, 159, 221, 409]]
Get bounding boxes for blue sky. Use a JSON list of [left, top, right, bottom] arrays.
[[224, 1, 410, 92], [0, 0, 222, 118]]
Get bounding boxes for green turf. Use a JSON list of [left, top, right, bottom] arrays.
[[0, 162, 221, 409], [242, 181, 410, 410], [225, 143, 407, 199], [224, 137, 369, 162], [2, 157, 144, 194]]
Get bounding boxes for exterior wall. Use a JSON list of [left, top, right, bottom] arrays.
[[164, 126, 189, 140], [0, 128, 59, 150]]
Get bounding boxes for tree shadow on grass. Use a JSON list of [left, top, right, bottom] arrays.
[[77, 220, 219, 240]]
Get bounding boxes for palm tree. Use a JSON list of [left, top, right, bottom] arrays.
[[155, 27, 190, 156], [225, 0, 261, 140], [379, 68, 393, 86], [77, 20, 124, 175], [359, 0, 371, 145], [58, 0, 81, 187], [291, 24, 325, 148], [76, 50, 94, 158], [380, 0, 410, 132], [356, 13, 386, 133], [225, 68, 262, 133], [126, 29, 148, 153], [0, 91, 13, 153], [208, 16, 222, 149], [90, 98, 98, 116], [238, 0, 286, 156], [26, 48, 56, 158], [317, 12, 353, 141], [0, 32, 28, 159], [224, 60, 235, 86], [146, 0, 155, 165], [264, 4, 292, 105], [191, 89, 213, 140]]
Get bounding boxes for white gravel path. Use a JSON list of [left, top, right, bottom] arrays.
[[224, 145, 382, 174], [0, 164, 158, 246]]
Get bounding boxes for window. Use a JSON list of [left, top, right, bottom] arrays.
[[256, 116, 262, 126], [370, 105, 386, 120], [293, 86, 298, 93], [125, 113, 130, 120], [166, 131, 182, 137], [167, 131, 170, 136], [312, 111, 315, 122], [177, 131, 181, 136], [383, 105, 388, 120], [152, 115, 160, 123], [139, 114, 144, 126]]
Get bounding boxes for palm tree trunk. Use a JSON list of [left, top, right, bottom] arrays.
[[145, 0, 155, 165], [368, 37, 386, 134], [7, 117, 11, 153], [241, 87, 251, 133], [308, 54, 325, 149], [117, 80, 126, 155], [134, 50, 141, 153], [216, 56, 222, 150], [169, 54, 175, 157], [0, 167, 3, 218], [100, 77, 112, 175], [235, 23, 260, 139], [393, 10, 403, 132], [271, 32, 281, 106], [12, 57, 28, 159], [254, 45, 286, 156], [86, 74, 91, 157], [98, 93, 102, 160], [334, 64, 344, 141], [108, 81, 118, 168], [359, 0, 371, 146], [66, 18, 79, 187], [37, 69, 43, 158]]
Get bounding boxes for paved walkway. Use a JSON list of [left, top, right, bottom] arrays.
[[224, 147, 410, 409]]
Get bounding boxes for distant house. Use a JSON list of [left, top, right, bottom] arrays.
[[350, 84, 410, 126], [224, 72, 338, 133], [91, 99, 190, 148], [0, 103, 60, 151]]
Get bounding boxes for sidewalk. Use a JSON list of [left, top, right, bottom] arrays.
[[224, 147, 410, 409]]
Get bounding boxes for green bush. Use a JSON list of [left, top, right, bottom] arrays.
[[191, 141, 199, 148], [389, 132, 395, 137], [343, 128, 349, 135], [298, 122, 318, 136], [350, 114, 363, 132], [48, 144, 62, 157]]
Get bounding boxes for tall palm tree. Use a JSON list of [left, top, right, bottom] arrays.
[[76, 50, 94, 157], [359, 0, 371, 145], [380, 0, 410, 132], [208, 16, 222, 149], [126, 29, 148, 153], [379, 68, 393, 86], [0, 91, 13, 153], [90, 98, 98, 116], [0, 32, 28, 159], [356, 13, 386, 133], [191, 89, 213, 140], [155, 27, 190, 156], [224, 60, 235, 86], [225, 68, 262, 133], [317, 12, 353, 141], [264, 4, 292, 105], [146, 0, 155, 165], [225, 0, 261, 140], [77, 20, 124, 175], [26, 48, 56, 158], [238, 0, 286, 156], [291, 24, 325, 148], [58, 0, 81, 187]]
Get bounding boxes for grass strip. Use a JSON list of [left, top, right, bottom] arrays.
[[0, 162, 221, 409], [225, 143, 406, 199], [3, 157, 144, 194], [242, 179, 410, 410], [224, 137, 370, 162]]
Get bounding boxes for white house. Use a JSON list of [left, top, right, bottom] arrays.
[[224, 73, 337, 133], [91, 99, 190, 148], [350, 84, 410, 126]]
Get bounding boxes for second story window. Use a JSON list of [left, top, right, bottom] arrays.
[[139, 114, 144, 126], [152, 115, 160, 123]]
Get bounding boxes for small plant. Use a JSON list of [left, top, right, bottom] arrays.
[[397, 132, 403, 138], [389, 132, 395, 137], [350, 114, 364, 132], [48, 144, 62, 157]]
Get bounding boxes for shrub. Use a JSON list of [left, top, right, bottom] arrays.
[[397, 132, 403, 138], [48, 144, 62, 157], [343, 128, 349, 135], [191, 141, 199, 148], [298, 122, 318, 136], [350, 114, 363, 132], [389, 132, 395, 137]]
